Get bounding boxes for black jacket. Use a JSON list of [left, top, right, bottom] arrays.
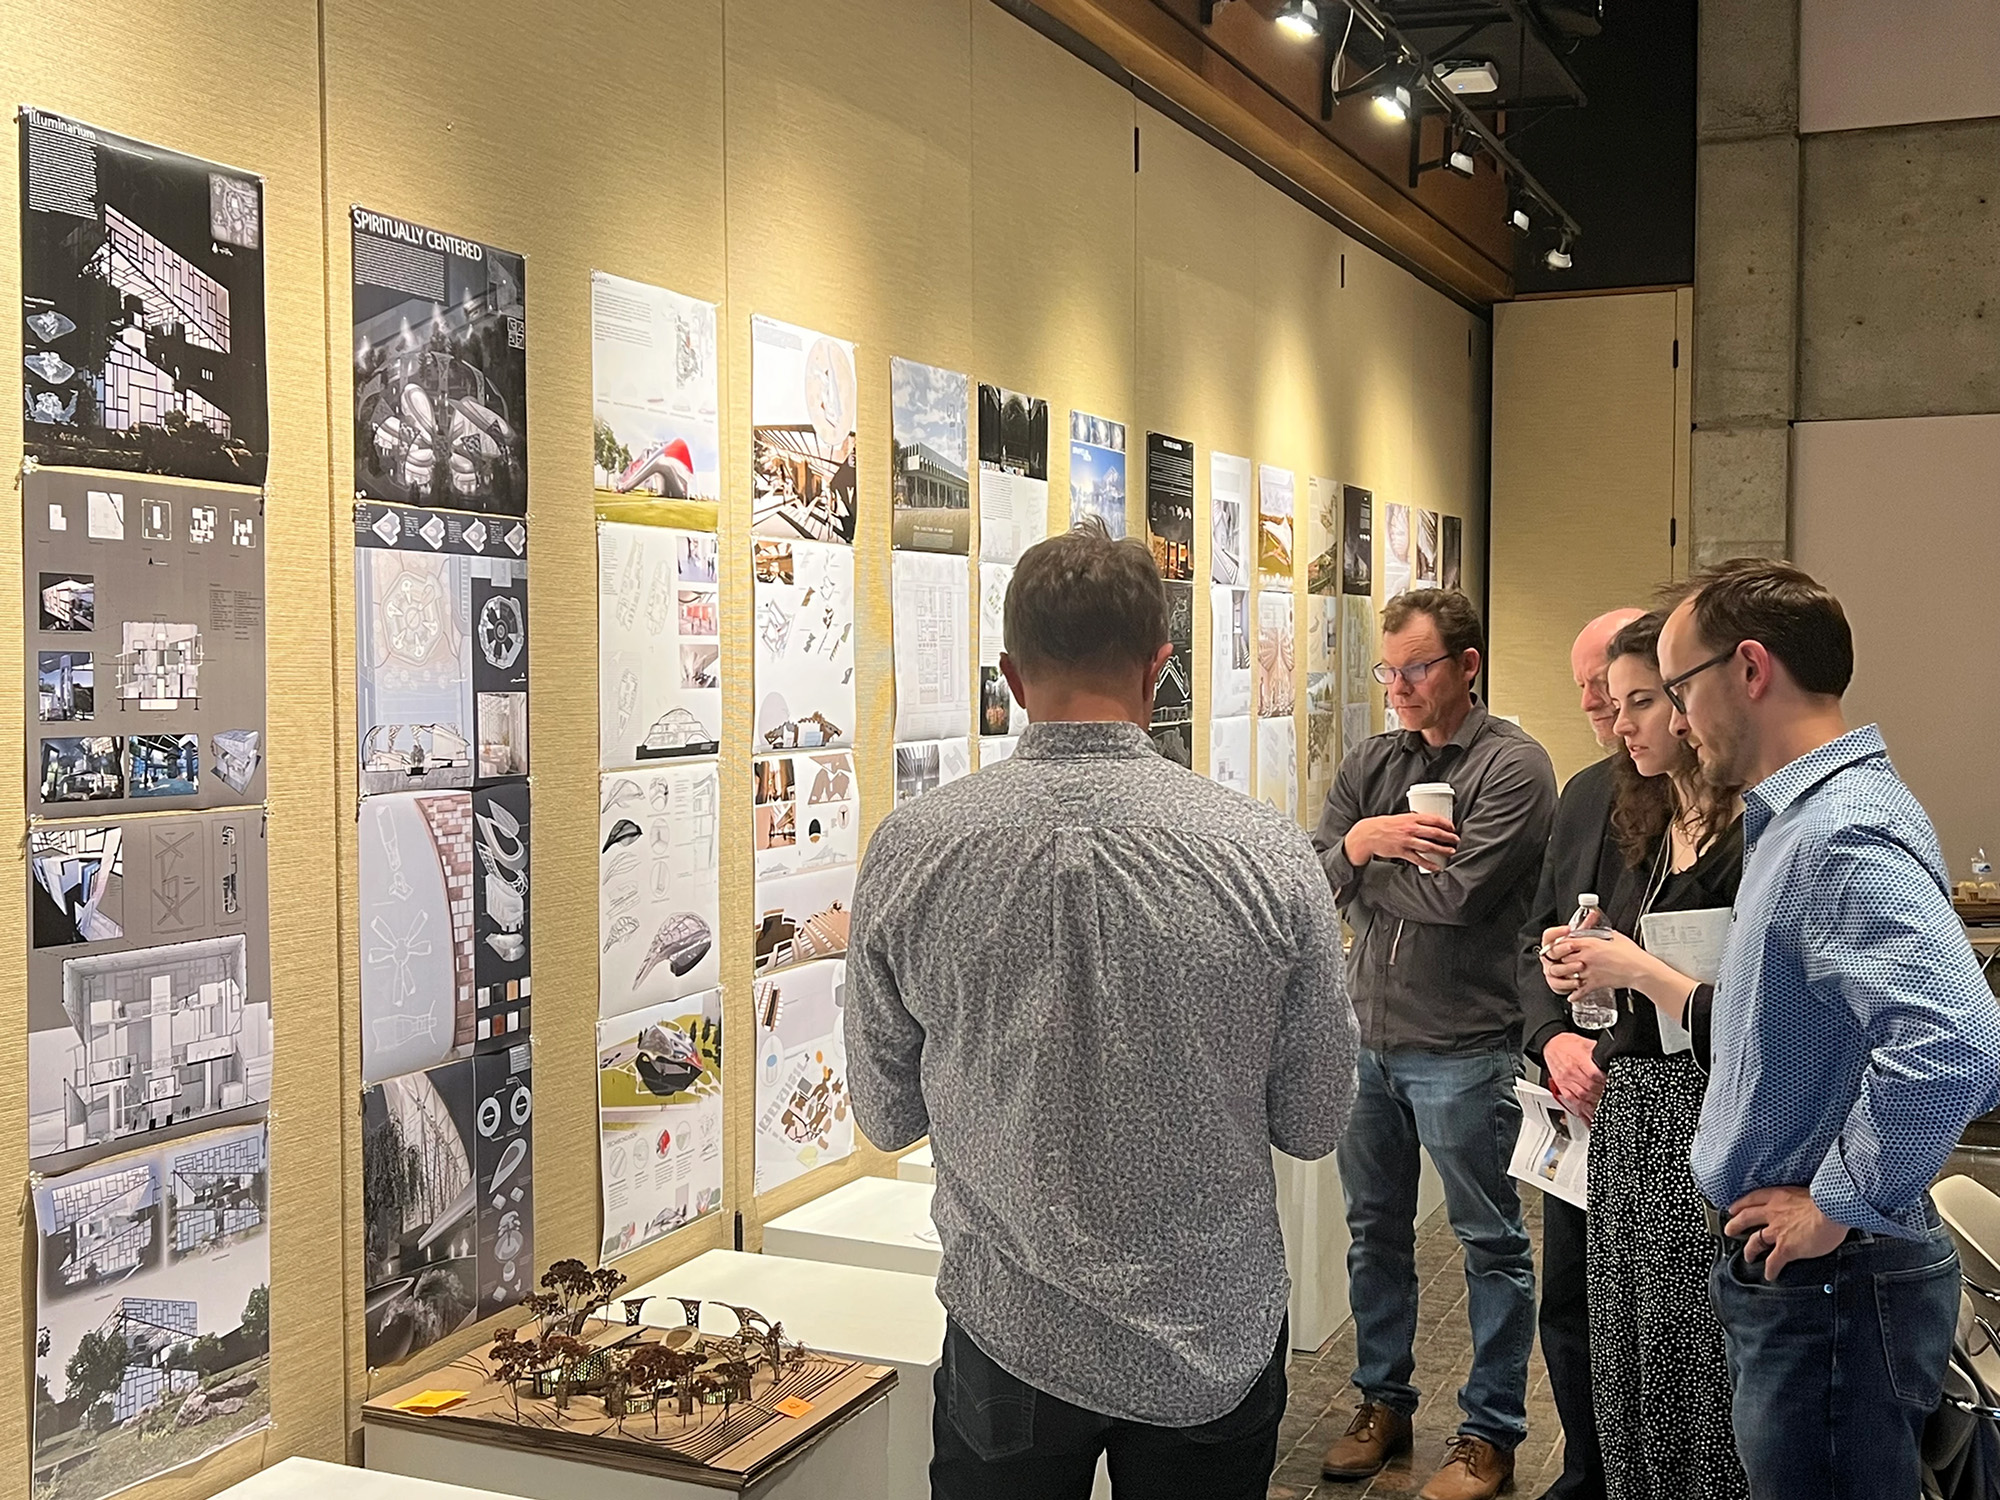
[[1315, 699, 1557, 1053], [1517, 754, 1626, 1064]]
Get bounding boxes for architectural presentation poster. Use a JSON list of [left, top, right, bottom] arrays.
[[1151, 723, 1192, 770], [1342, 594, 1376, 750], [32, 1124, 271, 1500], [1146, 431, 1195, 582], [1342, 484, 1374, 595], [894, 737, 972, 805], [1416, 508, 1441, 588], [752, 749, 857, 976], [355, 502, 528, 795], [20, 108, 268, 485], [359, 791, 473, 1084], [597, 988, 723, 1259], [1152, 580, 1193, 730], [1068, 411, 1126, 536], [753, 539, 855, 751], [1258, 465, 1295, 587], [978, 736, 1020, 768], [753, 958, 852, 1194], [1305, 594, 1339, 804], [751, 316, 858, 545], [25, 471, 266, 817], [1258, 717, 1298, 821], [1211, 452, 1251, 586], [1211, 586, 1250, 718], [1305, 476, 1341, 597], [1442, 514, 1463, 592], [28, 811, 270, 1167], [351, 207, 526, 516], [977, 384, 1049, 564], [590, 271, 719, 520], [599, 763, 721, 1019], [890, 358, 971, 554], [1210, 716, 1251, 796], [361, 1046, 533, 1368], [891, 552, 971, 743], [1258, 591, 1296, 719], [977, 563, 1024, 738], [1384, 502, 1413, 599], [598, 522, 721, 767]]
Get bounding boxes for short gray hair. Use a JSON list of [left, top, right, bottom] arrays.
[[1004, 520, 1168, 675]]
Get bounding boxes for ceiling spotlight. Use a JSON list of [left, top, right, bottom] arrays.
[[1275, 0, 1321, 39], [1507, 193, 1534, 234], [1374, 82, 1412, 122], [1544, 234, 1575, 271], [1446, 133, 1477, 178]]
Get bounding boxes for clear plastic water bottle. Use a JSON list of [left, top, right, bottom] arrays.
[[1566, 893, 1620, 1031]]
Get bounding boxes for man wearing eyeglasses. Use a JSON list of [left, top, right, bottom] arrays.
[[1312, 589, 1556, 1500], [1658, 558, 2000, 1499]]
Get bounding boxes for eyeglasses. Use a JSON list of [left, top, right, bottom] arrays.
[[1660, 644, 1739, 713], [1371, 653, 1454, 688]]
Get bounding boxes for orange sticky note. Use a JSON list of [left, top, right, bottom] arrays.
[[775, 1396, 814, 1419], [395, 1390, 468, 1415]]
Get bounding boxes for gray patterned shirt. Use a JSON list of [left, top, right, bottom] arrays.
[[848, 719, 1358, 1426]]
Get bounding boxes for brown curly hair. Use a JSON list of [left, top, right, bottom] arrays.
[[1606, 611, 1741, 868]]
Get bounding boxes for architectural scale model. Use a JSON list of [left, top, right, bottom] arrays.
[[364, 1258, 895, 1486]]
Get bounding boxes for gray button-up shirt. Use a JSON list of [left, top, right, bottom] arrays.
[[848, 719, 1358, 1426]]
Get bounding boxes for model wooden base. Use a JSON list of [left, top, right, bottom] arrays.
[[364, 1320, 896, 1490]]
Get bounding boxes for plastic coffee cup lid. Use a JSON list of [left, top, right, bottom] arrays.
[[1408, 782, 1454, 796]]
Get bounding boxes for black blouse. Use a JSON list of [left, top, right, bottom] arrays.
[[1588, 814, 1744, 1070]]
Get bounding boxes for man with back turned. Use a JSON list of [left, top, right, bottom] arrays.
[[847, 521, 1358, 1500]]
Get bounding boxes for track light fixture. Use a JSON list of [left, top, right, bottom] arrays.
[[1507, 188, 1535, 235], [1544, 233, 1575, 271], [1445, 130, 1477, 178], [1374, 80, 1412, 122], [1275, 0, 1321, 40]]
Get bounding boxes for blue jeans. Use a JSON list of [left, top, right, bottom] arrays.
[[1338, 1046, 1536, 1451], [1709, 1212, 1960, 1499]]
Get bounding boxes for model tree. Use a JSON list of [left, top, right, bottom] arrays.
[[534, 1259, 629, 1338], [620, 1341, 677, 1434], [488, 1326, 542, 1421], [540, 1333, 592, 1410]]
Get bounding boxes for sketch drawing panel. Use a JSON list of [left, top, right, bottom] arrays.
[[599, 762, 722, 1019], [753, 959, 852, 1193], [598, 522, 721, 770], [753, 539, 855, 753], [359, 791, 475, 1084]]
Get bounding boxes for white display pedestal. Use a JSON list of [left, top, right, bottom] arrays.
[[1276, 1147, 1445, 1351], [763, 1177, 941, 1278], [896, 1143, 934, 1183], [623, 1250, 942, 1500], [220, 1457, 512, 1500], [366, 1395, 890, 1500]]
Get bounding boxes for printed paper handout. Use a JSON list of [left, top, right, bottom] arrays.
[[977, 563, 1025, 737], [21, 108, 269, 485], [1342, 484, 1374, 595], [598, 989, 723, 1258], [32, 1125, 271, 1500], [753, 959, 852, 1193], [752, 316, 857, 545], [1147, 431, 1195, 581], [591, 271, 719, 520], [1212, 452, 1252, 587], [977, 384, 1049, 564], [1509, 1079, 1589, 1210], [1211, 586, 1251, 718], [26, 471, 267, 816], [1341, 595, 1376, 748], [1258, 465, 1295, 587], [753, 750, 858, 975], [1383, 502, 1413, 599], [891, 358, 971, 553], [1305, 476, 1341, 597], [599, 763, 721, 1018], [891, 552, 971, 743], [1258, 716, 1298, 821], [1152, 581, 1194, 730], [598, 522, 721, 768], [1258, 591, 1296, 719], [1210, 715, 1252, 795], [1416, 509, 1440, 588], [352, 208, 526, 516]]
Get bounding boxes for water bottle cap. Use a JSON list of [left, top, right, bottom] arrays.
[[1578, 893, 1599, 907]]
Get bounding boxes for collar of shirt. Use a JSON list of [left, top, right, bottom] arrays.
[[1015, 719, 1156, 762], [1395, 695, 1490, 761], [1743, 723, 1887, 843]]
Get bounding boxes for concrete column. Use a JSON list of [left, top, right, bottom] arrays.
[[1690, 0, 1799, 566]]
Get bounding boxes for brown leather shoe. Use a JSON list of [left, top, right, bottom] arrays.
[[1418, 1435, 1515, 1500], [1321, 1401, 1414, 1480]]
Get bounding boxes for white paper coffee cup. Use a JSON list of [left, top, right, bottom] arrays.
[[1407, 782, 1455, 873]]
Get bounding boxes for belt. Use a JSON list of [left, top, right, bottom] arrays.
[[1702, 1199, 1869, 1255]]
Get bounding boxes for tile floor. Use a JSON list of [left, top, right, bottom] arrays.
[[1270, 1194, 1564, 1500]]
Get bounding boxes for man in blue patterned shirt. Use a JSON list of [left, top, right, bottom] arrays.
[[1656, 558, 2000, 1499]]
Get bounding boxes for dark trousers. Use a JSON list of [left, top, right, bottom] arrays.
[[930, 1317, 1289, 1500], [1538, 1195, 1605, 1499], [1709, 1216, 1960, 1499]]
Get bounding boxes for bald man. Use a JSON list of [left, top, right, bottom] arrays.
[[1514, 607, 1641, 1500]]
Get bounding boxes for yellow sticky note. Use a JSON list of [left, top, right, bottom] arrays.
[[396, 1390, 468, 1415], [775, 1396, 814, 1419]]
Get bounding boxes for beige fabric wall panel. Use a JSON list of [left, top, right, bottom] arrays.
[[1490, 292, 1680, 783], [0, 0, 344, 1490], [1794, 415, 2000, 861], [318, 0, 735, 1409], [724, 0, 977, 1225]]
